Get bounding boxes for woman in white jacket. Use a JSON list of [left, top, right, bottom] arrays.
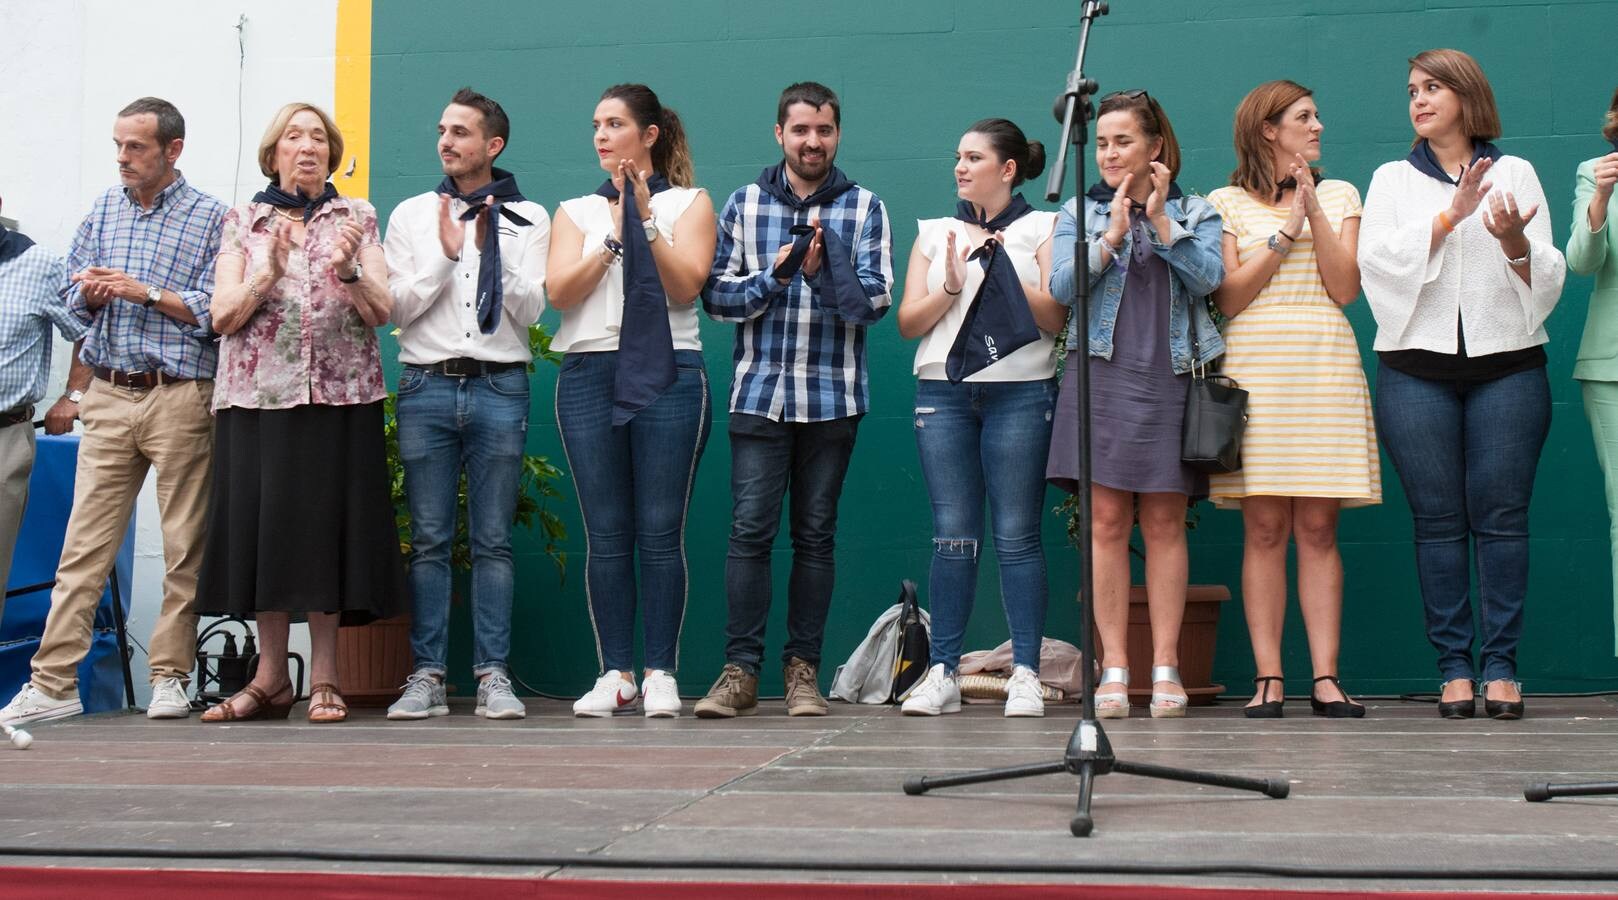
[[1358, 49, 1565, 721]]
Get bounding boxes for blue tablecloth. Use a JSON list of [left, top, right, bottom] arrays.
[[1, 432, 132, 712]]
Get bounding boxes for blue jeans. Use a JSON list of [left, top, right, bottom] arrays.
[[724, 412, 862, 675], [556, 350, 711, 673], [1374, 362, 1550, 684], [396, 365, 530, 677], [914, 379, 1055, 672]]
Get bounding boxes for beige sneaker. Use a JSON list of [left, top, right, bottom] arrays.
[[693, 663, 759, 718], [783, 657, 829, 717]]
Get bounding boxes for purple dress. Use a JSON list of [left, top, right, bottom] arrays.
[[1048, 212, 1205, 498]]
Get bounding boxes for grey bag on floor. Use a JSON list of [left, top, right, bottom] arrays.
[[830, 590, 933, 705]]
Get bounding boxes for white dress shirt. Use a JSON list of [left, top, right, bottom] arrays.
[[1359, 154, 1565, 355], [383, 191, 550, 365]]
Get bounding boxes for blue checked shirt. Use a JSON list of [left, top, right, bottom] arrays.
[[0, 244, 84, 411], [703, 174, 893, 422], [65, 174, 227, 378]]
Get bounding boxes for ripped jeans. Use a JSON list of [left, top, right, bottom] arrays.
[[914, 377, 1056, 671]]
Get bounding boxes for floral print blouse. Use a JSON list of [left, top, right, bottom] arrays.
[[212, 197, 387, 411]]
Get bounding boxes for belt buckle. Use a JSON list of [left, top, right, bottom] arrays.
[[442, 359, 475, 378]]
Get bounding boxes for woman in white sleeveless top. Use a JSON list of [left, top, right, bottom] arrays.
[[546, 84, 716, 719], [894, 119, 1065, 718]]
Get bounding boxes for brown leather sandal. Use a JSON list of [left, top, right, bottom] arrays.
[[307, 681, 349, 724], [201, 682, 294, 722]]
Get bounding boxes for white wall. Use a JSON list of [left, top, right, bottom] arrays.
[[1, 0, 341, 701]]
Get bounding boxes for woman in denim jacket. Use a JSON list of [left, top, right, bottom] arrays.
[[1047, 90, 1225, 718]]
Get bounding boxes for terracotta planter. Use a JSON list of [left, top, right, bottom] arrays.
[[335, 614, 414, 707], [1092, 584, 1230, 707]]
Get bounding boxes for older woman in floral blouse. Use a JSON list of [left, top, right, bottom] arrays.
[[197, 102, 406, 723]]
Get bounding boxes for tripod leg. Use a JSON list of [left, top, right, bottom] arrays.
[[1070, 760, 1096, 837], [1112, 759, 1290, 798], [1525, 781, 1618, 801], [904, 760, 1070, 796]]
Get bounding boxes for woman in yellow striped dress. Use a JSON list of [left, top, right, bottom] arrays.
[[1207, 81, 1380, 719]]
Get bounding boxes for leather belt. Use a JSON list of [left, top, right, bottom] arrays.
[[1, 404, 33, 427], [92, 366, 195, 389], [413, 358, 526, 378]]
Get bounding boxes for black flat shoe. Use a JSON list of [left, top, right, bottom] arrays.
[[1244, 675, 1284, 719], [1483, 680, 1524, 720], [1310, 675, 1365, 718], [1437, 697, 1476, 719]]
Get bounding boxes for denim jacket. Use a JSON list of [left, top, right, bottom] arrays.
[[1049, 193, 1225, 374]]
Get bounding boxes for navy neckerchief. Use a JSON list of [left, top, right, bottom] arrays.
[[944, 237, 1043, 383], [436, 167, 534, 335], [955, 194, 1034, 232], [602, 172, 676, 426], [1407, 139, 1502, 185], [252, 181, 339, 223], [1085, 177, 1185, 204], [0, 224, 35, 265], [758, 163, 869, 320]]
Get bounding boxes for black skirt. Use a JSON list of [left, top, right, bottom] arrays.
[[196, 401, 408, 625]]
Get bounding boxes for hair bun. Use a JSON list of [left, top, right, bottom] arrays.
[[1024, 140, 1047, 182]]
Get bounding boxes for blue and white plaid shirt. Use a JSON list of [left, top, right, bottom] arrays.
[[703, 169, 893, 422], [0, 243, 83, 411], [65, 174, 226, 378]]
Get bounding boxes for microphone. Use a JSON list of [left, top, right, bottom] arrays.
[[1, 721, 33, 750]]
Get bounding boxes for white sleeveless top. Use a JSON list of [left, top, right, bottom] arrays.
[[553, 186, 705, 353], [912, 209, 1058, 381]]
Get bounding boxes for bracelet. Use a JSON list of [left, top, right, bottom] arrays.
[[1506, 246, 1532, 266], [1437, 210, 1455, 233], [600, 237, 624, 266], [943, 283, 963, 297], [247, 272, 272, 304], [1102, 233, 1124, 254], [1277, 228, 1298, 242]]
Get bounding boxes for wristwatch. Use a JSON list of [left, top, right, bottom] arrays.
[[66, 389, 85, 404], [1506, 247, 1532, 266], [641, 216, 658, 242], [144, 285, 161, 307], [338, 262, 363, 284], [1266, 233, 1292, 256]]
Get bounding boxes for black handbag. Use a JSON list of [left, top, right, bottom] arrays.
[[890, 580, 930, 702], [1181, 334, 1249, 474]]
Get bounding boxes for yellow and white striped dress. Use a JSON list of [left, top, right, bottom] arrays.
[[1205, 181, 1381, 508]]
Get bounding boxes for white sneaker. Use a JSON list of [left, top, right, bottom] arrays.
[[146, 676, 192, 719], [901, 663, 961, 716], [573, 670, 639, 717], [1004, 665, 1046, 718], [642, 670, 681, 718], [0, 683, 82, 726]]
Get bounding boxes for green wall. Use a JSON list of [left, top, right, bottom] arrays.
[[369, 0, 1618, 698]]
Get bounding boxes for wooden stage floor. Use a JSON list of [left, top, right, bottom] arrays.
[[2, 694, 1617, 894]]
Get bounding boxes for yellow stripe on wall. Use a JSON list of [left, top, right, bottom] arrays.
[[333, 0, 371, 199]]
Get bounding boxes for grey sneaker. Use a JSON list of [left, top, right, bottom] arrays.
[[387, 671, 449, 720], [784, 656, 829, 717], [693, 663, 759, 718], [476, 672, 526, 720]]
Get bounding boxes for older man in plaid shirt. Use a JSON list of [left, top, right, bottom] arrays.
[[697, 82, 893, 719], [0, 98, 225, 727]]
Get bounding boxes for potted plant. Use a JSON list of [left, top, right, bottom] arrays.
[[337, 323, 569, 703]]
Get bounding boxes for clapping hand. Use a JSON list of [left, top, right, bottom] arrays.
[[1103, 172, 1134, 251], [1446, 157, 1494, 223], [331, 219, 365, 281], [1481, 190, 1538, 250], [941, 229, 969, 294]]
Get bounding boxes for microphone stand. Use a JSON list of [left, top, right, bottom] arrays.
[[902, 0, 1288, 836]]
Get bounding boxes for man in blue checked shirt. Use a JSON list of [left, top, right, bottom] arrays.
[[696, 82, 893, 719], [0, 98, 226, 728], [0, 198, 87, 626]]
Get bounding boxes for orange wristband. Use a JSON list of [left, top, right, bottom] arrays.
[[1437, 210, 1455, 233]]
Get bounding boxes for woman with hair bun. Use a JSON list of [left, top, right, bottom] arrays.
[[546, 83, 717, 719], [896, 118, 1065, 718]]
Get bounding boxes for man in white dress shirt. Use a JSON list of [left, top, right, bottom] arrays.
[[382, 87, 549, 721]]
